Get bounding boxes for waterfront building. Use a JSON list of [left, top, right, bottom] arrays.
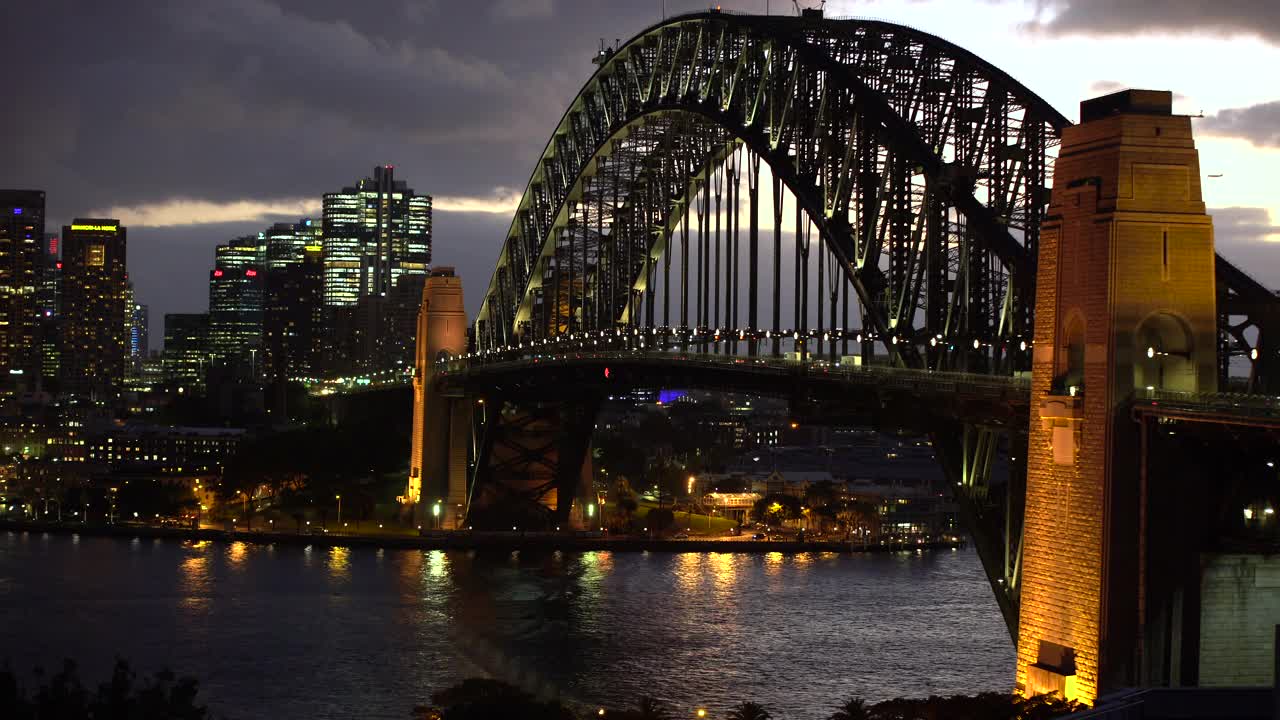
[[0, 190, 46, 394], [60, 219, 128, 401], [86, 424, 245, 475], [207, 235, 265, 374], [162, 313, 210, 390]]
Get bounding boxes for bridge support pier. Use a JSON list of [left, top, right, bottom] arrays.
[[408, 268, 471, 529], [1017, 90, 1218, 706], [466, 396, 600, 530]]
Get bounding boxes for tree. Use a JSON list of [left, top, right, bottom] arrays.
[[618, 696, 672, 720], [828, 697, 870, 720], [752, 493, 802, 527], [1, 659, 207, 720], [425, 678, 575, 720], [728, 701, 772, 720], [646, 508, 676, 535]]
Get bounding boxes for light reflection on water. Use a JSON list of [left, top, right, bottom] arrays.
[[0, 532, 1013, 720]]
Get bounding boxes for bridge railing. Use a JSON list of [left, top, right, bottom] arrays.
[[1131, 387, 1280, 420]]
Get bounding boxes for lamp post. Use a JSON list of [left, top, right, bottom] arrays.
[[239, 491, 249, 530], [432, 500, 441, 529], [335, 494, 342, 528]]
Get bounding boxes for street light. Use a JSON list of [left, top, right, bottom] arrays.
[[432, 500, 442, 529], [335, 494, 342, 527]]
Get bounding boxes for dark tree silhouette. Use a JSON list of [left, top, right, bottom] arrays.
[[828, 697, 871, 720], [0, 659, 207, 720], [727, 701, 772, 720]]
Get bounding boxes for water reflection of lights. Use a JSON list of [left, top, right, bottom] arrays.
[[763, 551, 784, 575], [179, 550, 211, 612], [675, 552, 703, 593], [581, 550, 613, 572], [227, 541, 247, 566], [708, 552, 738, 596], [425, 550, 447, 580], [328, 546, 350, 580]]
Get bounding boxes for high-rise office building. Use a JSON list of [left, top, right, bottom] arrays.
[[162, 313, 209, 389], [37, 234, 60, 384], [208, 235, 265, 373], [264, 246, 324, 396], [60, 219, 128, 400], [0, 190, 46, 393], [321, 166, 432, 374], [265, 218, 322, 271], [321, 166, 431, 308], [129, 301, 148, 374]]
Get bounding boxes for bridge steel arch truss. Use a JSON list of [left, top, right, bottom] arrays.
[[475, 13, 1068, 375], [462, 11, 1280, 641]]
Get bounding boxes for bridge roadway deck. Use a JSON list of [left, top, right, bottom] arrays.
[[438, 350, 1033, 431], [436, 350, 1280, 432]]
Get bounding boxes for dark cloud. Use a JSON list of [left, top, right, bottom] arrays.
[[1212, 207, 1280, 289], [1023, 0, 1280, 42], [0, 0, 770, 322], [1199, 101, 1280, 148]]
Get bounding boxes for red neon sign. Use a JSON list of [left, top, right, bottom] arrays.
[[213, 269, 224, 277], [245, 269, 258, 277]]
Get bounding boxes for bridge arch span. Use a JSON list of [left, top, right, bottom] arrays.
[[475, 11, 1067, 375]]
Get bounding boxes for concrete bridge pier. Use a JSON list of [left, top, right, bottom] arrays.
[[1018, 90, 1218, 706], [408, 267, 471, 529]]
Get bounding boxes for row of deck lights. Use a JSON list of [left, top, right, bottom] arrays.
[[461, 328, 1034, 359]]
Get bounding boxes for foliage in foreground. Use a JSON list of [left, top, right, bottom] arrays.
[[415, 680, 1080, 720], [0, 659, 207, 720]]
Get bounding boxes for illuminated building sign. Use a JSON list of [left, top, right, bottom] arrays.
[[70, 224, 118, 232], [12, 208, 22, 215], [213, 269, 224, 278], [245, 269, 258, 277]]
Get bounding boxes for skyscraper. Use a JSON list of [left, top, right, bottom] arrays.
[[129, 301, 148, 375], [321, 166, 432, 308], [207, 235, 265, 373], [60, 219, 128, 400], [162, 313, 209, 390], [37, 234, 60, 385], [265, 218, 322, 271], [321, 166, 432, 374], [0, 190, 46, 393], [264, 246, 324, 413]]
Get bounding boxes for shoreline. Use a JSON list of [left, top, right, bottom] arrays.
[[0, 520, 965, 554]]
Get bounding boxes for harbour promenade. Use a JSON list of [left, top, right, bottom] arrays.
[[0, 519, 964, 555]]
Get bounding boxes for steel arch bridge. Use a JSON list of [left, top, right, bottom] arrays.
[[441, 10, 1280, 639]]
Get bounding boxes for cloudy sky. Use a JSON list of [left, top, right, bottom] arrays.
[[4, 0, 1278, 339]]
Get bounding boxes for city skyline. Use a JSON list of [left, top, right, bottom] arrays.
[[3, 0, 1278, 336]]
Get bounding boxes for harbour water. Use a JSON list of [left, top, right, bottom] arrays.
[[0, 531, 1013, 719]]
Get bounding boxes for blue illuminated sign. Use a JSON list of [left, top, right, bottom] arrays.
[[12, 208, 21, 215]]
